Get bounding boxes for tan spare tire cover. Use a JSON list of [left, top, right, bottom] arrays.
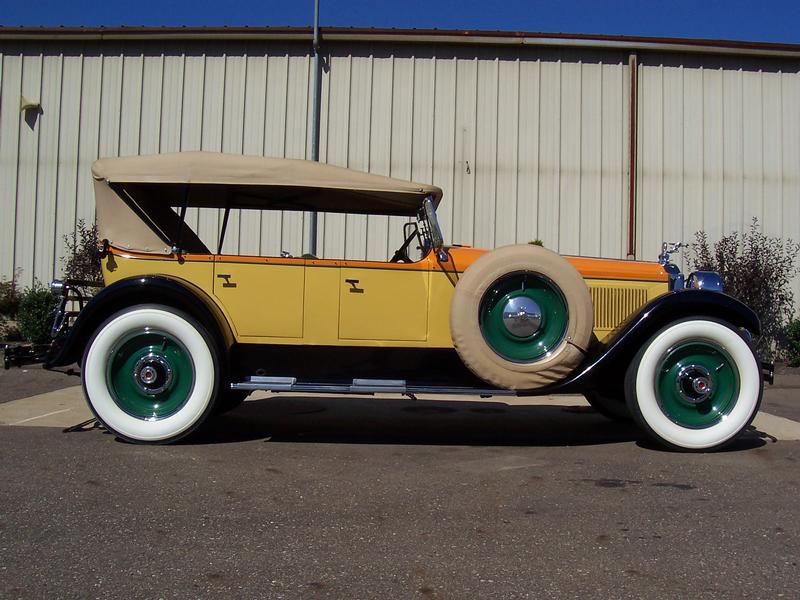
[[449, 244, 594, 390]]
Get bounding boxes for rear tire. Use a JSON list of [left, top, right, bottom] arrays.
[[625, 318, 762, 451], [82, 305, 221, 444]]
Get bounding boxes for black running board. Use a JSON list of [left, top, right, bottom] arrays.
[[230, 376, 516, 397]]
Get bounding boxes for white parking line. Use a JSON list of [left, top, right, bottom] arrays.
[[11, 408, 72, 425]]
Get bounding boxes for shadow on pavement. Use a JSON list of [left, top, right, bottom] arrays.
[[184, 395, 770, 451], [191, 395, 643, 447]]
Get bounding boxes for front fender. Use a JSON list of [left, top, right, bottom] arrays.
[[45, 276, 234, 368], [523, 290, 760, 395]]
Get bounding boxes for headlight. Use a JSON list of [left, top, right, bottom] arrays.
[[50, 279, 64, 294], [686, 271, 724, 292]]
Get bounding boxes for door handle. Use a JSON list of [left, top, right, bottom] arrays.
[[345, 279, 364, 294], [217, 274, 237, 288]]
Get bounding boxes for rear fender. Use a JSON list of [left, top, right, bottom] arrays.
[[45, 276, 234, 368]]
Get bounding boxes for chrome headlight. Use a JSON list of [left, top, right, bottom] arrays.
[[686, 271, 724, 292], [50, 279, 65, 294]]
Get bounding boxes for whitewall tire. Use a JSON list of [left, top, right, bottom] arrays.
[[625, 318, 762, 451], [82, 305, 220, 443]]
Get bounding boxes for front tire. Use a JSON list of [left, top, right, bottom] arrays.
[[82, 305, 221, 443], [625, 318, 762, 451]]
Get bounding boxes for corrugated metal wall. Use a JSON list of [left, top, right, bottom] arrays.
[[636, 53, 800, 304], [1, 38, 798, 304], [0, 41, 631, 286]]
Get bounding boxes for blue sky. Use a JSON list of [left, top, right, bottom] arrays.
[[3, 0, 800, 44]]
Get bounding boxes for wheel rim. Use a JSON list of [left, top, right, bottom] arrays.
[[106, 329, 195, 420], [479, 272, 568, 362], [655, 341, 740, 429]]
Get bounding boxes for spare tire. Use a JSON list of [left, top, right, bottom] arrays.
[[450, 244, 594, 390]]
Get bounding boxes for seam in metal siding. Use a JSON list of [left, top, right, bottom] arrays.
[[35, 52, 61, 282], [0, 53, 21, 279], [15, 51, 43, 287]]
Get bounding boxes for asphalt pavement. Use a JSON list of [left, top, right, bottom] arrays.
[[0, 363, 81, 404], [0, 374, 798, 599]]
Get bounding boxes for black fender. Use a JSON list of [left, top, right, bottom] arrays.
[[521, 290, 761, 396], [45, 276, 235, 368]]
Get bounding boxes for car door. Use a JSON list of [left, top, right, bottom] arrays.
[[212, 256, 305, 339], [338, 260, 430, 342]]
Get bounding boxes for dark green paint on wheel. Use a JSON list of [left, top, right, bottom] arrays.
[[106, 330, 195, 420], [655, 341, 740, 429], [479, 272, 568, 362]]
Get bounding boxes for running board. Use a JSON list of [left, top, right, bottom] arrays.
[[230, 376, 516, 397]]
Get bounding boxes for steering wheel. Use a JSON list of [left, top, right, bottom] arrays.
[[390, 229, 418, 263]]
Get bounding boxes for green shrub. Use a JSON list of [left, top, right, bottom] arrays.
[[0, 269, 22, 318], [17, 282, 59, 344], [787, 319, 800, 368], [62, 219, 103, 284], [528, 239, 544, 247], [686, 218, 800, 360]]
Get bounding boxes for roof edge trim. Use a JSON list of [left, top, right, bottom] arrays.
[[1, 26, 800, 58]]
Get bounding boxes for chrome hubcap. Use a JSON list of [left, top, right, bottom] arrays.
[[132, 353, 173, 395], [501, 296, 543, 338], [675, 364, 713, 405]]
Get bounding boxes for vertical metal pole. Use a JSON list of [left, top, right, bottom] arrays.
[[305, 0, 321, 257], [627, 52, 638, 260]]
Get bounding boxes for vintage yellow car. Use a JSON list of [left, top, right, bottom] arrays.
[[46, 152, 767, 451]]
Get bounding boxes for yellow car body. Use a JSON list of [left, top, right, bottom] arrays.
[[103, 246, 669, 348]]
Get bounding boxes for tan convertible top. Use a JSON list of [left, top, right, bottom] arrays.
[[92, 152, 443, 254]]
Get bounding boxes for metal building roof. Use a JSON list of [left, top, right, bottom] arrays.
[[1, 26, 800, 58]]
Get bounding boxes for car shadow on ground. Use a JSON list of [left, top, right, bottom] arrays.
[[186, 395, 768, 451]]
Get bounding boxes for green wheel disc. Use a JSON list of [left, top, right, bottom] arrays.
[[655, 341, 740, 429], [479, 272, 568, 362], [106, 329, 195, 420]]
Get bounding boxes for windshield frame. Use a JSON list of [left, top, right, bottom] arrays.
[[418, 195, 444, 254]]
